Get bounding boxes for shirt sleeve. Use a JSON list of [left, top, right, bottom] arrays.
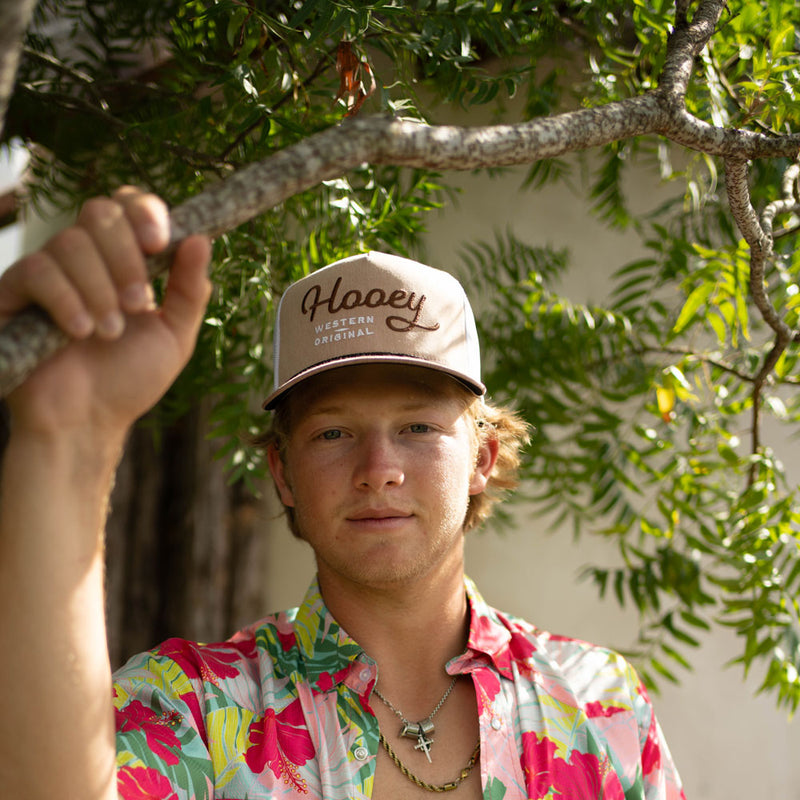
[[113, 649, 215, 800], [632, 674, 686, 800], [548, 636, 686, 800]]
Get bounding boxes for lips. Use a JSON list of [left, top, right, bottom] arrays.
[[347, 507, 411, 521]]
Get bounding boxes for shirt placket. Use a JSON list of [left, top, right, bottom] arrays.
[[332, 656, 380, 799], [448, 657, 530, 800]]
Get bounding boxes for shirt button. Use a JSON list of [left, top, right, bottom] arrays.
[[491, 718, 502, 731], [359, 668, 371, 681], [354, 746, 369, 761]]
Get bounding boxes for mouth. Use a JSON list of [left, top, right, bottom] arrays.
[[346, 508, 412, 524]]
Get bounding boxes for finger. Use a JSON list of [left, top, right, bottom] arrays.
[[76, 195, 156, 315], [112, 186, 171, 255], [159, 235, 213, 350], [43, 224, 126, 340], [0, 249, 95, 338]]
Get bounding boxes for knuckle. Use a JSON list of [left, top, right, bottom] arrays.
[[0, 252, 80, 319], [110, 188, 169, 253], [78, 196, 122, 229], [112, 184, 144, 199], [45, 224, 93, 258], [114, 186, 162, 213], [8, 250, 56, 285]]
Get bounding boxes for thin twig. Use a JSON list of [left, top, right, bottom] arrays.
[[724, 157, 798, 481]]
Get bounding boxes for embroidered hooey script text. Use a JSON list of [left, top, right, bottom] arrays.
[[301, 277, 440, 333]]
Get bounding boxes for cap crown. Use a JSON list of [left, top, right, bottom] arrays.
[[264, 252, 484, 408]]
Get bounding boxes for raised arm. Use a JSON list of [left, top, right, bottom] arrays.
[[0, 189, 211, 799]]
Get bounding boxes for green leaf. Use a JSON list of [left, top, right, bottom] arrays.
[[672, 283, 714, 335]]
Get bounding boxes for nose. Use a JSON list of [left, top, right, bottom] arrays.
[[353, 432, 404, 490]]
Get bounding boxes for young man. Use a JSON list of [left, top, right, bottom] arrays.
[[0, 189, 684, 799]]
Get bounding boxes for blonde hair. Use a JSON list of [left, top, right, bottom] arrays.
[[462, 396, 530, 531], [253, 386, 530, 537]]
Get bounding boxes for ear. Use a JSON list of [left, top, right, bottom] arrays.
[[267, 443, 296, 507], [468, 436, 499, 496]]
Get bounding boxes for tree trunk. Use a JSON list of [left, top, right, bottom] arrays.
[[105, 397, 270, 669]]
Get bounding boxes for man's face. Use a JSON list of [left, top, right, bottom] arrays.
[[267, 364, 494, 595]]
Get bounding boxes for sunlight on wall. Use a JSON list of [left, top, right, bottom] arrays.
[[0, 140, 27, 271]]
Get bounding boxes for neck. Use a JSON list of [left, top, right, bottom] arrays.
[[317, 556, 470, 690]]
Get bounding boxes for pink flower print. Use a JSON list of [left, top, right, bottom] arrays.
[[522, 731, 561, 797], [585, 701, 626, 718], [156, 638, 251, 686], [273, 616, 298, 652], [473, 669, 502, 715], [522, 732, 625, 799], [471, 613, 510, 658], [641, 715, 662, 776], [508, 629, 537, 663], [315, 670, 334, 693], [472, 612, 537, 677], [551, 747, 625, 800], [116, 700, 182, 766], [245, 698, 316, 793], [117, 765, 179, 800], [635, 679, 664, 777], [312, 665, 350, 697]]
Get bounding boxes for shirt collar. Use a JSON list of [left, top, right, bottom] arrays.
[[294, 578, 371, 691], [453, 576, 534, 680], [293, 575, 528, 690]]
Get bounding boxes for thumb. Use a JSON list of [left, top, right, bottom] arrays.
[[159, 235, 213, 350]]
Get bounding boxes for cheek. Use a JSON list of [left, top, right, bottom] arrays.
[[286, 463, 340, 521], [426, 446, 474, 514]]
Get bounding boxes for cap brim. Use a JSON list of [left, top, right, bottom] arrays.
[[263, 355, 486, 410]]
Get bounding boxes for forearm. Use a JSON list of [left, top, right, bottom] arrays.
[[0, 430, 125, 800], [0, 189, 211, 799]]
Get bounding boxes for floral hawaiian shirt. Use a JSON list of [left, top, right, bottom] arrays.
[[113, 577, 685, 799]]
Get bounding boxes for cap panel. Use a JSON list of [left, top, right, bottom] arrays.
[[264, 252, 484, 409]]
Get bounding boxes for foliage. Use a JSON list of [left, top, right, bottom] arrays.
[[459, 226, 800, 709], [11, 0, 561, 479], [454, 0, 800, 711], [8, 0, 800, 710]]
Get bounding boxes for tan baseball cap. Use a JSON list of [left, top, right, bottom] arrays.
[[263, 251, 485, 409]]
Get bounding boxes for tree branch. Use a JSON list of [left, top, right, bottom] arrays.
[[637, 344, 755, 383], [659, 0, 726, 108], [724, 156, 799, 479], [0, 0, 38, 137], [2, 0, 800, 398]]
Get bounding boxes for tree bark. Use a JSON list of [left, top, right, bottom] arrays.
[[104, 398, 270, 668], [0, 0, 38, 137]]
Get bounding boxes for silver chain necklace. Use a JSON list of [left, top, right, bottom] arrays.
[[373, 676, 458, 763]]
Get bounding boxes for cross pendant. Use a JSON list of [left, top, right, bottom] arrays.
[[414, 730, 434, 762], [400, 720, 435, 763]]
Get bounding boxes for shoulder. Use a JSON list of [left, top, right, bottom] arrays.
[[467, 580, 643, 708], [113, 607, 303, 710], [492, 606, 647, 714]]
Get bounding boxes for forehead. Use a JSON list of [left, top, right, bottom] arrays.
[[281, 364, 472, 422]]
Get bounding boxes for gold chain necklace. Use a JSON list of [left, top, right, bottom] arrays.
[[379, 732, 481, 793]]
